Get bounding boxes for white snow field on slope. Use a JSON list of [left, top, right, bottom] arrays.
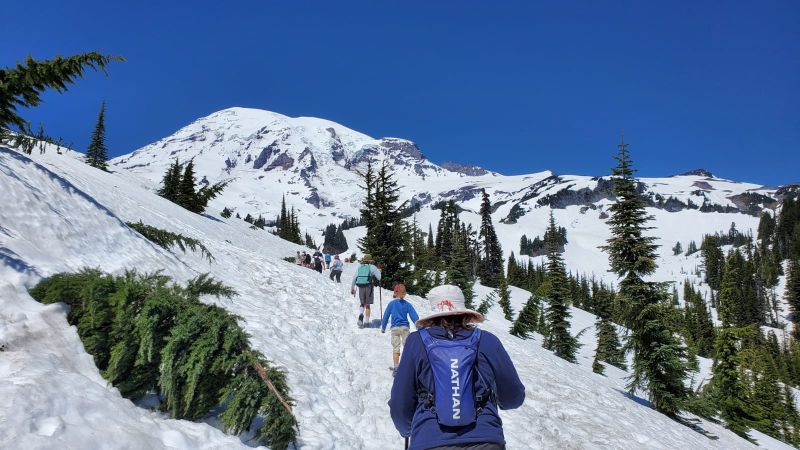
[[0, 145, 791, 450]]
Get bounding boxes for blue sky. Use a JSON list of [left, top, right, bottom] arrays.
[[3, 1, 798, 185]]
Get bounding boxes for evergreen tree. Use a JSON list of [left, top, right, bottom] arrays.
[[592, 284, 626, 374], [220, 207, 232, 218], [542, 212, 577, 362], [446, 225, 475, 308], [686, 240, 699, 255], [178, 160, 198, 211], [672, 241, 683, 256], [683, 283, 715, 358], [709, 327, 757, 439], [85, 101, 108, 170], [510, 294, 540, 338], [787, 260, 800, 340], [601, 137, 687, 415], [408, 217, 434, 297], [1, 53, 123, 153], [157, 159, 182, 202], [702, 235, 725, 305], [358, 161, 411, 289], [478, 189, 504, 288], [497, 275, 513, 321]]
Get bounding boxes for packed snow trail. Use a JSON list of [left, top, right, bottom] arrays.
[[0, 146, 791, 449]]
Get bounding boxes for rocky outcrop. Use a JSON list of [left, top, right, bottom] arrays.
[[440, 162, 490, 176], [677, 169, 714, 177]]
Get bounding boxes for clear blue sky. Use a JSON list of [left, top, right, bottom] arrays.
[[4, 0, 798, 185]]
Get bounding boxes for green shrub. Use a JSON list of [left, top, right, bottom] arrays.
[[30, 270, 296, 448]]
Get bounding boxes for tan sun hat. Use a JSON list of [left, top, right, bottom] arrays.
[[360, 254, 374, 263], [416, 284, 484, 328]]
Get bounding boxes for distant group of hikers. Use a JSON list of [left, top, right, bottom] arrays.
[[295, 249, 343, 282], [344, 253, 526, 450]]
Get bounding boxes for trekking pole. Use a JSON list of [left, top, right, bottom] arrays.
[[379, 283, 383, 321], [404, 437, 409, 449]]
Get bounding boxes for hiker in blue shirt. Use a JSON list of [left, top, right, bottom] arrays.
[[350, 254, 381, 328], [389, 285, 525, 450], [381, 283, 419, 376], [324, 251, 332, 269]]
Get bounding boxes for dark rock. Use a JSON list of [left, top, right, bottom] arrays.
[[266, 153, 295, 171], [676, 169, 714, 178], [253, 141, 280, 169], [440, 162, 490, 176]]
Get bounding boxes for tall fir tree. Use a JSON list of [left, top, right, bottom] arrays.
[[542, 211, 578, 362], [157, 159, 182, 202], [702, 235, 725, 307], [786, 260, 800, 340], [709, 327, 757, 439], [85, 101, 108, 170], [477, 189, 504, 288], [178, 160, 198, 211], [497, 275, 513, 321], [510, 294, 540, 339], [358, 161, 411, 289], [592, 284, 626, 374], [601, 136, 687, 416]]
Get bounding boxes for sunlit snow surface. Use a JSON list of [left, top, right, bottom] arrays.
[[0, 143, 792, 449]]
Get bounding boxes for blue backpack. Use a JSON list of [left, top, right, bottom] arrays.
[[355, 264, 373, 286], [418, 328, 484, 427]]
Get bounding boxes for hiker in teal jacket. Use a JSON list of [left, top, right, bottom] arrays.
[[381, 283, 419, 375], [350, 254, 381, 328]]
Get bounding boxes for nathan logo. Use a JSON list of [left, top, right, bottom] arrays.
[[450, 358, 461, 420], [434, 299, 456, 313]]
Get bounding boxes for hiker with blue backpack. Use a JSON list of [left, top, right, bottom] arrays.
[[350, 254, 381, 328], [389, 284, 525, 450], [381, 283, 419, 377]]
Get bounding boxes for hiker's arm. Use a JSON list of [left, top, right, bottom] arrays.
[[408, 305, 419, 328], [381, 303, 392, 332], [389, 333, 420, 437], [350, 272, 358, 290], [483, 333, 525, 410], [372, 265, 381, 281]]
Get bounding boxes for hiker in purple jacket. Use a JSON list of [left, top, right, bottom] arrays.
[[388, 285, 525, 450]]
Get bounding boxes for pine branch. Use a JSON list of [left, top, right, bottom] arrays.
[[126, 221, 215, 262]]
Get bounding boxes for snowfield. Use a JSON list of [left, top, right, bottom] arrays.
[[0, 145, 794, 449]]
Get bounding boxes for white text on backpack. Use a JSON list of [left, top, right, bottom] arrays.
[[450, 358, 461, 420]]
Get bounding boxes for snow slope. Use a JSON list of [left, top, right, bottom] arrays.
[[1, 145, 792, 449]]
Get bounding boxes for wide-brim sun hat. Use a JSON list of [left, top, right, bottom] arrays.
[[360, 254, 374, 263], [416, 284, 484, 328]]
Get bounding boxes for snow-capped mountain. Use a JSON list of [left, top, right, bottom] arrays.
[[113, 108, 787, 228], [112, 107, 793, 290]]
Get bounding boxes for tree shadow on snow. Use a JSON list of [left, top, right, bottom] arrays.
[[618, 390, 719, 440], [0, 247, 40, 278]]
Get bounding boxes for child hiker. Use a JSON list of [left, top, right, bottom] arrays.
[[381, 284, 419, 377]]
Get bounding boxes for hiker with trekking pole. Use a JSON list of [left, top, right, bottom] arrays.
[[350, 254, 381, 328], [388, 284, 526, 450]]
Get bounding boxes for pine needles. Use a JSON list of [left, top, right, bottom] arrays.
[[126, 221, 214, 262], [29, 270, 297, 449]]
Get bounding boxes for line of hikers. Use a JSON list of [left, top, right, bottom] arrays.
[[348, 253, 526, 450], [295, 249, 343, 282]]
